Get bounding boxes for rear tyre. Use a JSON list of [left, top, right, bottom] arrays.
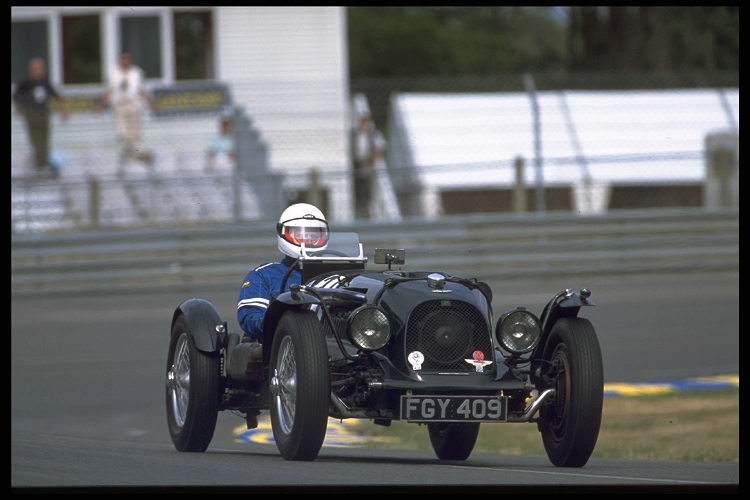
[[428, 422, 480, 460], [166, 314, 220, 452], [538, 317, 603, 467], [269, 310, 330, 461]]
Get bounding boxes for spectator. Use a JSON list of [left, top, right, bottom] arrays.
[[12, 57, 69, 178], [205, 110, 236, 172], [95, 52, 155, 177], [351, 111, 386, 218]]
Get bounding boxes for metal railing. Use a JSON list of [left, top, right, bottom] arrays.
[[11, 207, 739, 297]]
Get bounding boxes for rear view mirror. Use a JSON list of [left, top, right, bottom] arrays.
[[374, 248, 406, 268]]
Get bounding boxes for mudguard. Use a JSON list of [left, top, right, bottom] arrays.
[[172, 297, 223, 353], [532, 288, 596, 363], [260, 285, 367, 364], [260, 289, 323, 364]]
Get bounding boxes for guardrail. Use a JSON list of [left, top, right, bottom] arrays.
[[11, 207, 738, 297]]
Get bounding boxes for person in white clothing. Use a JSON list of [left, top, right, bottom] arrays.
[[95, 52, 155, 176], [351, 111, 386, 219]]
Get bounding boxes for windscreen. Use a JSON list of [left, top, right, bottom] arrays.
[[303, 232, 363, 259]]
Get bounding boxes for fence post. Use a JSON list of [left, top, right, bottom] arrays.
[[88, 176, 100, 229], [523, 73, 545, 213], [513, 156, 527, 213], [704, 131, 739, 208], [308, 168, 322, 208]]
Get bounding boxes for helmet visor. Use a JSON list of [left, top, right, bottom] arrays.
[[282, 225, 328, 248]]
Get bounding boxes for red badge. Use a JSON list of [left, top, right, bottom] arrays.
[[466, 350, 492, 372]]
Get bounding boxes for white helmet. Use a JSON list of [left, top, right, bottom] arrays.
[[276, 203, 329, 258]]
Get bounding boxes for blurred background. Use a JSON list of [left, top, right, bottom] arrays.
[[11, 6, 738, 234]]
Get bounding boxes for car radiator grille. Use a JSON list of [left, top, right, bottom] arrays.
[[404, 299, 492, 373]]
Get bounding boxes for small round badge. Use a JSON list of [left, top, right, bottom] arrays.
[[408, 351, 424, 370]]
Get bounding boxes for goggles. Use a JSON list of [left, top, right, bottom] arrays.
[[280, 222, 329, 247]]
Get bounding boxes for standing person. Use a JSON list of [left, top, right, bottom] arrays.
[[204, 110, 236, 172], [12, 57, 69, 178], [95, 52, 155, 177], [351, 111, 386, 219]]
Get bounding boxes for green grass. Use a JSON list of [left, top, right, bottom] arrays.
[[348, 388, 739, 462]]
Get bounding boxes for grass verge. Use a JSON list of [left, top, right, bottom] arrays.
[[349, 387, 739, 462]]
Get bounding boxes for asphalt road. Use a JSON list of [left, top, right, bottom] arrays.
[[11, 269, 739, 489]]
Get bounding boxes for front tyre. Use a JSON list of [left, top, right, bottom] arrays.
[[428, 422, 480, 460], [166, 315, 220, 452], [269, 310, 330, 461], [538, 317, 603, 467]]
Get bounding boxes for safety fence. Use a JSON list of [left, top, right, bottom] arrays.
[[11, 75, 739, 230], [11, 207, 738, 297]]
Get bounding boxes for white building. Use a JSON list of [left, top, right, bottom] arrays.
[[11, 6, 356, 221]]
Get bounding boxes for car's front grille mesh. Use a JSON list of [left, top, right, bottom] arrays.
[[404, 300, 492, 372]]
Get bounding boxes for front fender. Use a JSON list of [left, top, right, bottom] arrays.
[[260, 289, 322, 364], [533, 288, 595, 359], [172, 297, 223, 353]]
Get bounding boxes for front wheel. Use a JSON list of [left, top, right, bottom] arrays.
[[165, 315, 220, 452], [269, 310, 330, 461], [538, 317, 603, 467], [428, 422, 480, 460]]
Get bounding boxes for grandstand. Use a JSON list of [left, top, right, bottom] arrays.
[[11, 88, 739, 232]]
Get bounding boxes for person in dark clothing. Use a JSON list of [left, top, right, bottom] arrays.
[[12, 57, 69, 177]]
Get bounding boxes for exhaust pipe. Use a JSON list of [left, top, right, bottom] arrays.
[[506, 388, 556, 422]]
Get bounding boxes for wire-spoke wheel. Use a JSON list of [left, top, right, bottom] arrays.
[[269, 310, 330, 461], [166, 315, 220, 452]]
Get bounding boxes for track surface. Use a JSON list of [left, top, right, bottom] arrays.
[[11, 270, 738, 489]]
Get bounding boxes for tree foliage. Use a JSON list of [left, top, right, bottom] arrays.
[[347, 6, 738, 77], [568, 6, 739, 71], [348, 6, 568, 77]]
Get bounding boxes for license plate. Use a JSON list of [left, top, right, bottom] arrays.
[[400, 395, 508, 422]]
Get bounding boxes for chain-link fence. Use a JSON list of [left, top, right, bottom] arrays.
[[11, 72, 739, 234]]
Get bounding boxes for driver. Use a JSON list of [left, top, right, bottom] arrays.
[[237, 202, 329, 342], [235, 203, 328, 429]]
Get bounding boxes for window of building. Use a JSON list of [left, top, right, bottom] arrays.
[[12, 8, 216, 87], [61, 14, 102, 84], [120, 15, 162, 79], [11, 20, 49, 85], [174, 10, 214, 80]]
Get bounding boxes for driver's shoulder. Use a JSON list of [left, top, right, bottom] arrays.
[[253, 259, 293, 277]]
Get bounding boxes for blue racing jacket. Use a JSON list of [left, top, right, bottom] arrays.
[[237, 255, 301, 341]]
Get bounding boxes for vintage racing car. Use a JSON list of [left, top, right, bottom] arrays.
[[166, 232, 603, 466]]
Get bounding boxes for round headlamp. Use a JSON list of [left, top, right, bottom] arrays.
[[496, 308, 541, 354], [347, 305, 390, 351]]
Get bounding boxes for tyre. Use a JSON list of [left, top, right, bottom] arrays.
[[166, 314, 220, 452], [538, 317, 603, 467], [428, 422, 480, 460], [269, 310, 330, 461]]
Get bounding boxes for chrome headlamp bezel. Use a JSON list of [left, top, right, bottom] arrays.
[[347, 305, 391, 351], [495, 307, 541, 354]]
